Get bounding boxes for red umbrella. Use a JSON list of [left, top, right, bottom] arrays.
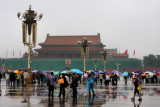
[[157, 72, 160, 76], [13, 70, 21, 73], [105, 73, 109, 75], [109, 71, 113, 75]]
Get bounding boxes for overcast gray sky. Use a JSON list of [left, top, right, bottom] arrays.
[[0, 0, 160, 59]]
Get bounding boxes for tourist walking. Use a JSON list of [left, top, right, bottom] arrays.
[[113, 73, 118, 85], [23, 71, 29, 86], [65, 74, 71, 91], [10, 72, 16, 86], [6, 73, 10, 85], [16, 73, 20, 86], [32, 73, 36, 84], [59, 74, 67, 98], [47, 72, 55, 99], [83, 73, 88, 85], [99, 73, 103, 85], [71, 73, 78, 98], [105, 74, 110, 87], [86, 74, 96, 96], [124, 76, 128, 85], [36, 73, 40, 84], [40, 73, 44, 84], [131, 75, 142, 101]]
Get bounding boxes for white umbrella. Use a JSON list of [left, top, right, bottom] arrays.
[[145, 71, 153, 77]]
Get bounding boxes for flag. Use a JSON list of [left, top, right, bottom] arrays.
[[123, 49, 128, 54], [6, 50, 8, 58], [133, 49, 135, 56]]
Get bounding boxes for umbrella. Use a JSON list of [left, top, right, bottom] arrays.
[[149, 72, 154, 77], [122, 72, 128, 76], [84, 73, 88, 78], [99, 71, 104, 73], [32, 70, 38, 73], [13, 70, 20, 73], [70, 69, 83, 74], [8, 69, 12, 72], [114, 71, 119, 74], [42, 72, 46, 74], [61, 70, 68, 74], [145, 71, 151, 73], [141, 72, 146, 76], [86, 70, 91, 73], [145, 71, 153, 76], [157, 72, 160, 76], [134, 71, 143, 74], [96, 72, 100, 74], [109, 71, 114, 75], [105, 72, 109, 75], [54, 71, 59, 76]]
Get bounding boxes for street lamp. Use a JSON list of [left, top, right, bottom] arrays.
[[115, 62, 120, 71], [100, 49, 108, 72], [17, 5, 43, 83], [78, 37, 92, 72], [93, 58, 99, 71], [2, 58, 5, 72]]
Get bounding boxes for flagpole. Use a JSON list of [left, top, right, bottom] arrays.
[[6, 50, 8, 58], [13, 50, 14, 58], [133, 49, 135, 58]]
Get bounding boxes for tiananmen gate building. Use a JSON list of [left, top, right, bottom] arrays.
[[34, 33, 128, 59]]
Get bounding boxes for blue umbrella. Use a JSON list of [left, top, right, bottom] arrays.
[[134, 71, 143, 74], [122, 72, 128, 76], [70, 69, 83, 74], [99, 71, 104, 73], [61, 70, 68, 74]]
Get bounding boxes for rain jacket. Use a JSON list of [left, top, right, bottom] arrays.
[[86, 77, 94, 91]]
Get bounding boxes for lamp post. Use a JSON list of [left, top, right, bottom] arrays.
[[115, 62, 120, 71], [78, 37, 92, 72], [2, 58, 5, 72], [17, 5, 43, 83], [93, 58, 99, 71], [100, 49, 108, 72]]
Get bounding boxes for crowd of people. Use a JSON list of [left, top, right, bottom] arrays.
[[125, 72, 160, 84], [0, 70, 160, 101]]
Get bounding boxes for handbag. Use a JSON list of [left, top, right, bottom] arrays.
[[58, 78, 64, 85]]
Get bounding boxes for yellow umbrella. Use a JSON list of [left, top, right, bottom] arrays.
[[86, 70, 90, 73], [8, 69, 12, 72]]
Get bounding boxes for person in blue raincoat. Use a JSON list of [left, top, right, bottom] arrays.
[[86, 74, 96, 96]]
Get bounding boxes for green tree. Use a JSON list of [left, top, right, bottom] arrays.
[[143, 54, 157, 67], [156, 55, 160, 67]]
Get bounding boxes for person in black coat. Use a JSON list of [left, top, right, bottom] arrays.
[[71, 73, 78, 98], [59, 74, 67, 98], [10, 72, 16, 86]]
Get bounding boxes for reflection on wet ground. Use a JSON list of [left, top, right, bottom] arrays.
[[0, 79, 160, 107]]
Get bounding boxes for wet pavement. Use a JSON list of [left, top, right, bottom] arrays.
[[0, 78, 160, 107]]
